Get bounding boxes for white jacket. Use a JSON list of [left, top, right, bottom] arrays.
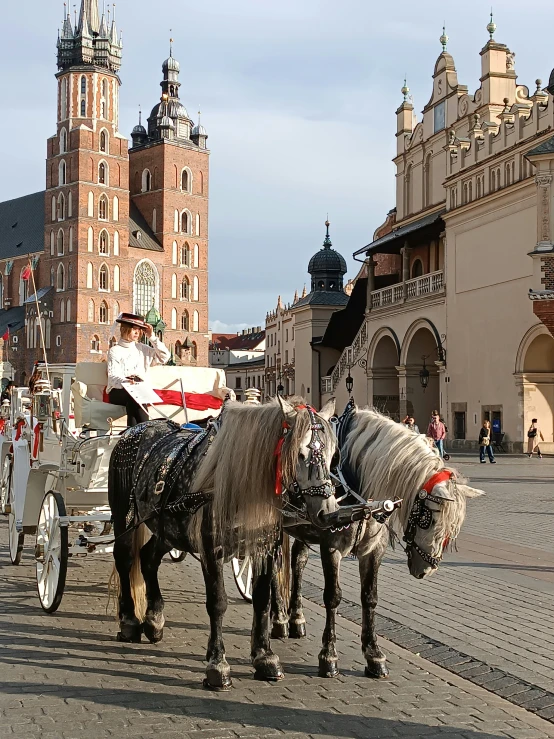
[[107, 337, 171, 392]]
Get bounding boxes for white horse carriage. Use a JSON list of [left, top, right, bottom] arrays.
[[0, 361, 254, 612]]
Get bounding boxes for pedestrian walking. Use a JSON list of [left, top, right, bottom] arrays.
[[427, 411, 446, 458], [479, 420, 496, 463], [526, 418, 544, 458], [402, 415, 420, 434]]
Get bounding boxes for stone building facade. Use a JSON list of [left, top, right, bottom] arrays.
[[0, 0, 210, 384], [319, 18, 554, 451]]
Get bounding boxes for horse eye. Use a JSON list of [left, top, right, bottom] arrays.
[[331, 451, 340, 468], [299, 452, 306, 462]]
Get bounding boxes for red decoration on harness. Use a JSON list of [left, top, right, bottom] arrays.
[[0, 419, 5, 436], [274, 421, 290, 496], [421, 470, 452, 493], [14, 419, 25, 441], [33, 423, 41, 459]]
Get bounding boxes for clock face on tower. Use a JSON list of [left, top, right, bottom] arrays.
[[434, 101, 446, 133]]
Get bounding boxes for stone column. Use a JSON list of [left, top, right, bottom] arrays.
[[366, 369, 374, 408], [535, 173, 553, 251], [396, 364, 408, 420], [400, 242, 412, 300], [365, 257, 377, 313]]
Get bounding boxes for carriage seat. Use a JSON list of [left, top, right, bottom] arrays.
[[71, 362, 231, 431]]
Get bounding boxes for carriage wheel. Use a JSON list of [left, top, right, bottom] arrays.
[[232, 556, 253, 603], [168, 549, 187, 562], [35, 491, 68, 613], [5, 457, 24, 565]]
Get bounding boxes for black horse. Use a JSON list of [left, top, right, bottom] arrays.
[[108, 398, 338, 689], [268, 402, 484, 679]]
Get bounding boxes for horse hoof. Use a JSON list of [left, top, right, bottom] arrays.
[[204, 666, 233, 691], [254, 668, 285, 682], [365, 662, 389, 679], [253, 654, 285, 681], [289, 621, 306, 639], [271, 622, 289, 640], [318, 658, 339, 678], [143, 622, 164, 644], [116, 628, 141, 643]]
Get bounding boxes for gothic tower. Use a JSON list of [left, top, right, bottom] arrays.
[[129, 44, 210, 366], [44, 0, 129, 361]]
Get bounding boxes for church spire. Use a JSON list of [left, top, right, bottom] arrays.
[[78, 0, 100, 36]]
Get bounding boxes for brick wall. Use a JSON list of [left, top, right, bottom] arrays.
[[540, 255, 554, 290]]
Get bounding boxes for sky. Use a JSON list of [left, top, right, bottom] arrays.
[[0, 1, 552, 333]]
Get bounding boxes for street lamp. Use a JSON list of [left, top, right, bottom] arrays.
[[345, 373, 354, 395], [277, 382, 284, 396], [344, 357, 367, 396], [419, 357, 430, 391]]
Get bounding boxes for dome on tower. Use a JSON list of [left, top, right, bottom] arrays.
[[159, 114, 175, 129], [192, 122, 207, 136], [163, 54, 180, 73], [308, 221, 347, 275], [150, 99, 189, 122], [132, 122, 147, 136]]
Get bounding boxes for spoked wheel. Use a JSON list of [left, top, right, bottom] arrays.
[[168, 549, 187, 562], [35, 491, 68, 613], [232, 556, 253, 602], [5, 456, 24, 565]]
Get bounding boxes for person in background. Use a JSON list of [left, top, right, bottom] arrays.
[[427, 411, 447, 457], [107, 312, 170, 427], [526, 418, 544, 459], [402, 415, 420, 434], [479, 419, 496, 464], [0, 381, 15, 404]]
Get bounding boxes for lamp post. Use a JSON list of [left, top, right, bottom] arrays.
[[419, 357, 430, 391], [344, 357, 367, 397]]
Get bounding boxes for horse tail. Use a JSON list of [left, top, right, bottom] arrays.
[[278, 532, 291, 613], [107, 523, 150, 623]]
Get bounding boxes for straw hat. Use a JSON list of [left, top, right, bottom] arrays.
[[115, 312, 147, 329]]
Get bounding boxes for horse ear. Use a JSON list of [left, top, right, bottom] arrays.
[[318, 398, 336, 421], [458, 484, 485, 499], [276, 393, 295, 418]]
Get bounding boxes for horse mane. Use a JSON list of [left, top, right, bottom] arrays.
[[190, 398, 315, 557], [344, 407, 469, 541]]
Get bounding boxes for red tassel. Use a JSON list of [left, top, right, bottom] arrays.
[[33, 423, 41, 458], [274, 436, 285, 495], [14, 419, 25, 441]]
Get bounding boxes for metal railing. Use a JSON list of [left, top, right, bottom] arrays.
[[370, 270, 444, 308]]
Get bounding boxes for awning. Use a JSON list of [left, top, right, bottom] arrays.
[[353, 209, 446, 258]]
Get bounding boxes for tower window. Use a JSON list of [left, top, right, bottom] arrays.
[[81, 76, 87, 95], [59, 160, 66, 186], [99, 230, 109, 255], [99, 162, 106, 185], [81, 100, 86, 117], [142, 169, 152, 192], [99, 196, 108, 221], [99, 301, 108, 324], [91, 335, 100, 352], [57, 193, 65, 221], [181, 211, 190, 234], [99, 264, 109, 291], [57, 230, 64, 256], [181, 169, 190, 192], [100, 131, 107, 152], [60, 128, 67, 154], [133, 261, 158, 316], [180, 277, 190, 300], [56, 263, 65, 292], [181, 310, 189, 331], [180, 243, 190, 267]]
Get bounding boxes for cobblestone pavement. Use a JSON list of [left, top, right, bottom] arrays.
[[1, 511, 553, 738], [301, 455, 554, 707]]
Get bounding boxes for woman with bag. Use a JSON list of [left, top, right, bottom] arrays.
[[479, 420, 496, 464], [527, 418, 544, 459]]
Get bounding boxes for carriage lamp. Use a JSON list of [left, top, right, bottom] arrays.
[[345, 373, 354, 395], [419, 359, 430, 391], [277, 382, 284, 395]]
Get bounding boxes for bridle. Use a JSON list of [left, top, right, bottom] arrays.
[[402, 470, 454, 569]]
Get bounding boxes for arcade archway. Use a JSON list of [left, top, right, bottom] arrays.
[[372, 334, 400, 417], [403, 326, 440, 430]]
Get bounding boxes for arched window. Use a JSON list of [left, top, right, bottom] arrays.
[[100, 130, 107, 152], [193, 244, 199, 269], [99, 301, 108, 323], [99, 230, 109, 255], [87, 226, 93, 252], [99, 162, 107, 185], [81, 75, 87, 95], [88, 299, 95, 322], [411, 259, 423, 279], [114, 265, 120, 291], [195, 213, 200, 236], [114, 230, 120, 256], [172, 241, 178, 265], [191, 342, 197, 360], [171, 273, 177, 299], [99, 264, 109, 291], [180, 243, 190, 267], [60, 301, 65, 323], [99, 195, 108, 220], [50, 266, 55, 287], [133, 261, 158, 316], [57, 192, 65, 221], [68, 191, 72, 217], [193, 276, 199, 301], [80, 99, 86, 116], [102, 78, 107, 98], [142, 169, 151, 192], [174, 210, 179, 233], [88, 191, 94, 217], [193, 310, 199, 332], [86, 263, 93, 288], [181, 168, 191, 192], [181, 310, 189, 331], [91, 335, 100, 352], [59, 160, 66, 186], [57, 229, 64, 256], [180, 277, 190, 300], [69, 226, 74, 252], [60, 128, 67, 154], [56, 263, 65, 292], [181, 210, 190, 234], [66, 299, 71, 322], [113, 196, 119, 222], [171, 308, 177, 330], [45, 319, 51, 350], [51, 195, 56, 222], [68, 263, 72, 288], [60, 79, 67, 120], [50, 231, 55, 256]]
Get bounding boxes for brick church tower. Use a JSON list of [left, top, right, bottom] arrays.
[[45, 0, 129, 362]]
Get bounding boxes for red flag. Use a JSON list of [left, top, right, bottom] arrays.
[[1, 328, 9, 341], [21, 265, 32, 281]]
